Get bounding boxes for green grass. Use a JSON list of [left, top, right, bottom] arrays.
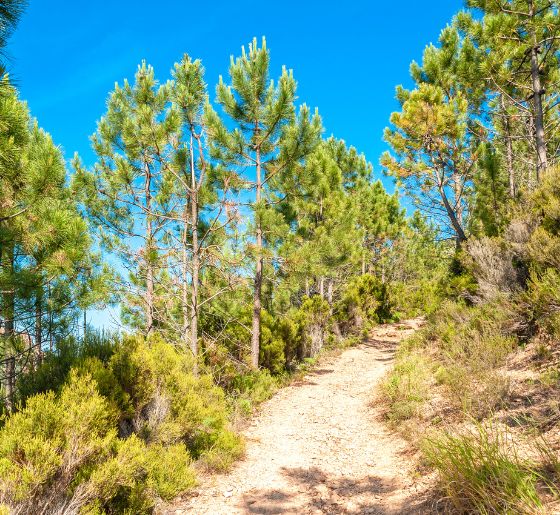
[[381, 352, 432, 422], [423, 424, 546, 514]]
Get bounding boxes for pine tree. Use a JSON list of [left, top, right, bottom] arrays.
[[382, 26, 485, 246], [459, 1, 560, 180], [0, 0, 25, 78], [74, 62, 180, 336], [205, 37, 322, 368], [167, 54, 237, 361], [0, 81, 98, 410]]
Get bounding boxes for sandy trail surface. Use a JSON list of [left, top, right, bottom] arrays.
[[163, 319, 430, 514]]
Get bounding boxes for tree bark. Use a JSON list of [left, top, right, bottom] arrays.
[[189, 139, 200, 372], [2, 243, 15, 412], [501, 96, 516, 198], [35, 290, 43, 367], [529, 15, 548, 180], [181, 204, 190, 353], [144, 161, 155, 336], [439, 185, 467, 246], [251, 143, 263, 369], [5, 355, 14, 413]]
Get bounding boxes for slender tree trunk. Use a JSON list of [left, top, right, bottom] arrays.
[[47, 283, 54, 352], [327, 279, 334, 305], [439, 185, 467, 246], [144, 162, 155, 335], [5, 355, 14, 413], [305, 278, 310, 297], [251, 143, 263, 369], [318, 277, 324, 299], [530, 19, 547, 180], [35, 289, 42, 367], [181, 205, 190, 352], [501, 96, 516, 198], [2, 244, 15, 412], [189, 140, 200, 371]]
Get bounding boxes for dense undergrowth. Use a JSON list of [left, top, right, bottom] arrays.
[[0, 271, 402, 514], [380, 170, 560, 513]]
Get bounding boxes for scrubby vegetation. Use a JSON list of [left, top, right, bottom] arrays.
[[0, 335, 244, 513], [3, 0, 560, 512], [381, 170, 560, 511]]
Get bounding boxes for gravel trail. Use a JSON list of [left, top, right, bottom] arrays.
[[163, 319, 429, 515]]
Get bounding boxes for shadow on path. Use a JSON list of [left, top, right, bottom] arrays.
[[240, 466, 397, 514]]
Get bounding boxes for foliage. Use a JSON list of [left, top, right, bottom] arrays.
[[0, 372, 196, 514], [336, 274, 392, 332], [381, 352, 431, 422], [0, 337, 243, 513], [423, 424, 545, 514]]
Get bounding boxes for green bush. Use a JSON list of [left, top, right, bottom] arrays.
[[0, 337, 244, 513], [526, 268, 560, 337], [16, 330, 120, 406], [336, 274, 392, 332], [260, 309, 290, 374], [0, 371, 197, 514], [423, 424, 545, 514], [296, 295, 331, 358], [109, 336, 243, 459], [381, 352, 431, 422]]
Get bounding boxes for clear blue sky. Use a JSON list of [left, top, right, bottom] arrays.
[[8, 0, 463, 328]]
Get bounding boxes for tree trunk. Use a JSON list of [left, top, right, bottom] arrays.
[[439, 185, 467, 246], [5, 355, 14, 413], [35, 290, 43, 367], [327, 279, 334, 305], [501, 96, 516, 198], [318, 277, 324, 299], [189, 140, 200, 372], [48, 284, 53, 352], [181, 207, 190, 353], [530, 25, 548, 180], [2, 244, 15, 412], [144, 162, 155, 336], [251, 144, 263, 369]]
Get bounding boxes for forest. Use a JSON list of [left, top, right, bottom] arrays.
[[2, 0, 560, 513]]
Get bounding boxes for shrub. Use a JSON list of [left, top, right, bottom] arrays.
[[16, 330, 120, 406], [199, 429, 245, 472], [464, 237, 521, 301], [423, 424, 545, 514], [297, 295, 331, 358], [260, 310, 289, 374], [336, 274, 392, 333], [231, 370, 278, 406], [109, 335, 242, 459], [381, 352, 431, 422], [526, 268, 560, 337], [0, 337, 244, 513], [0, 372, 119, 513]]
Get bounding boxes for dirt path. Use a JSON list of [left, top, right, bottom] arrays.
[[163, 319, 430, 515]]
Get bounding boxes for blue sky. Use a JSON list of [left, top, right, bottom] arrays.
[[8, 0, 463, 328]]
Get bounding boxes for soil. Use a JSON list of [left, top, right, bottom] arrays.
[[162, 319, 431, 515]]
